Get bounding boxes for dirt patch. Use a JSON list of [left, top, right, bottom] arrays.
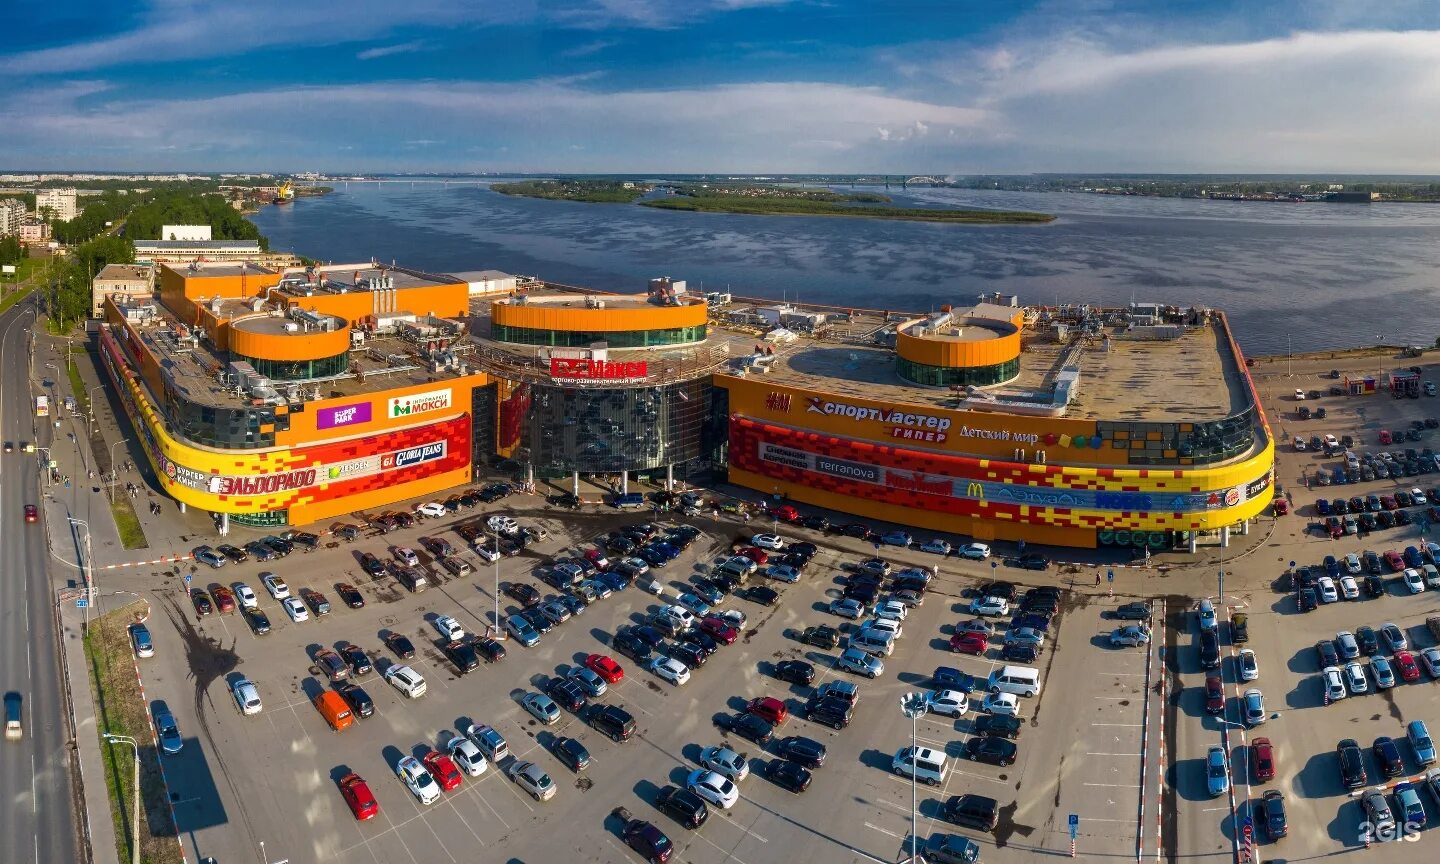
[[576, 777, 594, 792]]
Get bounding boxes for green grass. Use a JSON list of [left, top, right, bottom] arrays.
[[111, 498, 149, 550], [66, 359, 89, 417], [0, 282, 33, 314], [83, 601, 183, 864], [639, 195, 1055, 222]]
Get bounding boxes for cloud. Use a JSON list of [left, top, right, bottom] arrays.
[[559, 39, 617, 57], [357, 40, 427, 60]]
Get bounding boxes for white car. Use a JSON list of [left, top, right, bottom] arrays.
[[926, 689, 969, 718], [659, 605, 697, 631], [873, 600, 908, 622], [969, 596, 1010, 617], [395, 547, 420, 567], [1294, 388, 1305, 400], [1237, 648, 1259, 681], [920, 539, 951, 555], [1343, 553, 1362, 574], [507, 760, 556, 801], [1317, 576, 1339, 603], [281, 597, 308, 622], [1339, 575, 1359, 600], [1412, 488, 1429, 506], [686, 769, 739, 810], [261, 572, 289, 600], [416, 502, 447, 519], [981, 692, 1020, 717], [487, 515, 518, 534], [1322, 665, 1347, 701], [649, 655, 691, 686], [396, 756, 440, 805], [1343, 661, 1368, 695], [521, 692, 561, 724], [861, 617, 902, 638], [1242, 688, 1266, 725], [384, 665, 426, 698], [233, 583, 258, 609], [1292, 436, 1306, 451], [433, 615, 465, 641], [473, 543, 501, 564], [959, 543, 991, 560], [700, 746, 751, 781], [717, 609, 747, 631], [636, 574, 666, 596], [766, 565, 801, 583], [1323, 434, 1339, 448], [829, 598, 865, 619], [1404, 568, 1426, 594], [447, 736, 488, 776], [750, 533, 785, 550], [230, 678, 262, 715]]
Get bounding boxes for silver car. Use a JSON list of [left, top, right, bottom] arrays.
[[836, 647, 884, 679]]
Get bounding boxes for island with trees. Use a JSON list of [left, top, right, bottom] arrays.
[[639, 184, 1053, 222], [492, 179, 650, 203]]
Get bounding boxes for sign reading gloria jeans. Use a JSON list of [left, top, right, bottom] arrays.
[[549, 357, 649, 384]]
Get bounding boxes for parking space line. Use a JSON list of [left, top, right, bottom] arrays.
[[1083, 782, 1141, 788], [1085, 752, 1141, 757], [1091, 722, 1143, 727], [864, 822, 904, 840], [690, 828, 756, 864]]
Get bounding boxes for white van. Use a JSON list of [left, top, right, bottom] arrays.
[[891, 745, 948, 786], [987, 664, 1042, 697], [848, 628, 896, 657]]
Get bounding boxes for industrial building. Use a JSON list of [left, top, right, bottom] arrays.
[[90, 263, 154, 315]]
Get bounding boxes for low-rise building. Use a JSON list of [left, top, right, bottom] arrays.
[[91, 263, 155, 316], [18, 220, 50, 245], [132, 239, 300, 269]]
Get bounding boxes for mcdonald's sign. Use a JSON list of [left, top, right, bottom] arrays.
[[965, 481, 985, 501]]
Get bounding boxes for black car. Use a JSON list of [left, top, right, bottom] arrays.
[[262, 536, 293, 557], [765, 758, 811, 793], [741, 585, 779, 606], [631, 625, 667, 648], [1362, 551, 1382, 574], [522, 607, 554, 634], [607, 536, 638, 555], [1001, 643, 1039, 663], [613, 631, 654, 663], [669, 642, 707, 670], [460, 491, 483, 508], [333, 524, 361, 541], [788, 541, 819, 561], [977, 580, 1017, 601], [774, 660, 815, 686], [891, 576, 929, 594], [1360, 512, 1377, 531], [801, 515, 830, 532], [942, 794, 999, 831], [359, 553, 387, 578], [335, 582, 365, 609], [717, 712, 775, 745], [711, 571, 742, 594], [800, 625, 840, 649], [340, 644, 372, 676], [1019, 595, 1059, 616], [1373, 736, 1404, 778], [1315, 639, 1339, 668], [386, 633, 416, 659], [678, 629, 719, 655], [842, 582, 880, 604], [619, 815, 673, 864], [443, 641, 480, 673], [803, 695, 853, 729], [1396, 509, 1413, 525], [1355, 626, 1379, 656], [217, 544, 248, 563], [693, 577, 728, 599], [1199, 629, 1220, 669], [964, 737, 1017, 766], [655, 785, 709, 829], [1364, 573, 1385, 598], [1113, 601, 1153, 621], [1337, 738, 1367, 788], [287, 531, 320, 550], [504, 582, 541, 606], [973, 714, 1023, 739], [1016, 553, 1050, 571], [336, 683, 374, 718], [588, 704, 636, 741], [552, 736, 591, 771], [546, 678, 589, 713], [475, 637, 507, 663], [1231, 613, 1249, 644], [245, 608, 271, 634], [191, 590, 213, 615], [773, 735, 827, 768], [245, 541, 277, 562], [1259, 789, 1287, 840]]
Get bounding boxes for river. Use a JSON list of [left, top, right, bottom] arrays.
[[249, 181, 1440, 354]]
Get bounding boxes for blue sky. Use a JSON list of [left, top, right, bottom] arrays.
[[5, 0, 1440, 172]]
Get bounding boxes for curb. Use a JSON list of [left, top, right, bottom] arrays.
[[132, 656, 187, 864]]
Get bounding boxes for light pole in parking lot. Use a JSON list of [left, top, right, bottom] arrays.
[[101, 733, 140, 864], [69, 517, 93, 626], [491, 523, 503, 639], [900, 692, 928, 863]]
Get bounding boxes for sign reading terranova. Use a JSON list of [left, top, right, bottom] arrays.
[[388, 388, 452, 419]]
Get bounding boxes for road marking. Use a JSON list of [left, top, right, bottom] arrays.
[[690, 827, 755, 864], [1085, 752, 1141, 757], [864, 822, 904, 840], [1083, 783, 1142, 788], [1091, 722, 1143, 727]]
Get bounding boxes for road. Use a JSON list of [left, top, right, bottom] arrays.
[[0, 297, 81, 864]]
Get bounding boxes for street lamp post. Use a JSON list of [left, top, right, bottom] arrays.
[[101, 733, 140, 864], [899, 692, 929, 863]]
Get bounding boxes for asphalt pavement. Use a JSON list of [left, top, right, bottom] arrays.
[[0, 298, 81, 864]]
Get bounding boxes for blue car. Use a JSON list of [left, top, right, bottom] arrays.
[[598, 569, 632, 593], [931, 666, 977, 692], [1394, 782, 1426, 829], [1404, 546, 1425, 567], [1316, 499, 1332, 516]]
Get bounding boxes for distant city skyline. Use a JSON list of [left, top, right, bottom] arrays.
[[5, 1, 1440, 173]]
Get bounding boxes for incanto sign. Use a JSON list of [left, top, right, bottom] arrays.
[[549, 357, 649, 383]]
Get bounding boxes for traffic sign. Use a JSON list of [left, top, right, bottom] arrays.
[[76, 598, 88, 609], [1068, 814, 1079, 839], [183, 573, 192, 585], [1106, 569, 1114, 583]]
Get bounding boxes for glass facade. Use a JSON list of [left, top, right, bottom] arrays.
[[233, 350, 349, 381], [491, 323, 706, 348], [896, 356, 1020, 388], [1097, 404, 1258, 466], [522, 379, 711, 474], [164, 384, 285, 449]]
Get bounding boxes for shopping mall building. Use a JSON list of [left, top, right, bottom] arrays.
[[98, 264, 1273, 549]]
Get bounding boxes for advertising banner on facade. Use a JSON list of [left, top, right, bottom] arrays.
[[549, 357, 649, 384], [316, 401, 372, 430]]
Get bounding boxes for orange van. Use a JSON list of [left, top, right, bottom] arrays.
[[314, 691, 354, 732]]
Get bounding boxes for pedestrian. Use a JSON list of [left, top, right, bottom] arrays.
[[1095, 572, 1102, 586]]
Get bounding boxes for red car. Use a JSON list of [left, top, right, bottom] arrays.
[[1324, 518, 1343, 539], [210, 586, 237, 614], [24, 504, 38, 523], [747, 696, 788, 726], [421, 750, 463, 792], [1204, 675, 1224, 715], [699, 616, 739, 645], [1250, 737, 1275, 782], [1380, 496, 1398, 511], [1384, 550, 1406, 572], [338, 772, 379, 821], [1272, 498, 1288, 516], [1395, 650, 1421, 682], [585, 653, 625, 684], [769, 505, 802, 523], [583, 548, 611, 571], [949, 632, 988, 655], [738, 547, 769, 565]]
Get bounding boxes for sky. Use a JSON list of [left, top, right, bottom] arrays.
[[5, 0, 1440, 173]]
